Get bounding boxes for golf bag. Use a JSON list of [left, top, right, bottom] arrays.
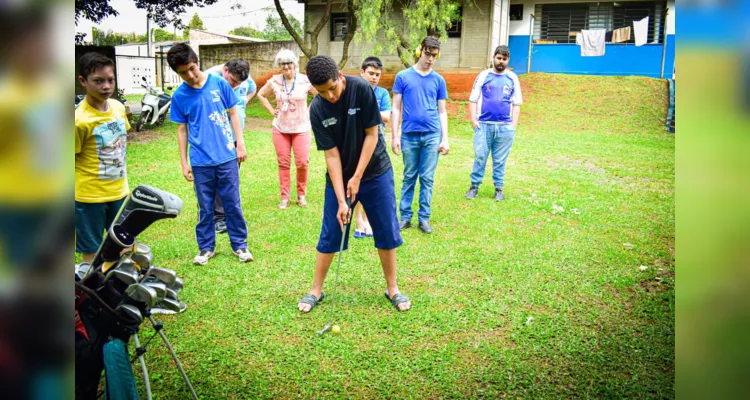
[[75, 185, 183, 400]]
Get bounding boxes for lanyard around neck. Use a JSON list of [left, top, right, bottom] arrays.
[[282, 73, 296, 97]]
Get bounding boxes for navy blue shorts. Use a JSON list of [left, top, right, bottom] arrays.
[[317, 168, 403, 253], [75, 197, 126, 254]]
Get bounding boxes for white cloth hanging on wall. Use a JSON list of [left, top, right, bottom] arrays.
[[633, 16, 650, 46]]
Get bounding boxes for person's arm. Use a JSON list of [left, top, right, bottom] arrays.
[[437, 99, 450, 155], [347, 124, 379, 203], [469, 102, 480, 129], [245, 89, 256, 105], [257, 82, 278, 118], [390, 93, 402, 155], [228, 107, 246, 162], [324, 147, 351, 231], [308, 85, 318, 113], [380, 110, 391, 124], [177, 123, 192, 181], [511, 105, 521, 129]]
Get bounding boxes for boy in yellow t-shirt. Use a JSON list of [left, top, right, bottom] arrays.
[[75, 52, 131, 263]]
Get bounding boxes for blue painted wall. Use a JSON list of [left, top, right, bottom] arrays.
[[508, 34, 675, 78]]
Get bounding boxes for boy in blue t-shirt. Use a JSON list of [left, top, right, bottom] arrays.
[[353, 56, 392, 239], [465, 45, 523, 202], [166, 44, 253, 264], [391, 36, 450, 235], [206, 59, 257, 234]]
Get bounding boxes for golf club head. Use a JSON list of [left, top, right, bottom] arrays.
[[134, 241, 151, 255], [117, 259, 141, 280], [129, 251, 153, 271], [116, 303, 143, 324], [144, 267, 177, 286], [316, 325, 331, 335], [159, 297, 183, 313], [143, 282, 167, 300], [125, 283, 158, 308], [104, 268, 138, 286], [165, 287, 179, 300], [168, 277, 184, 292], [151, 299, 187, 315]]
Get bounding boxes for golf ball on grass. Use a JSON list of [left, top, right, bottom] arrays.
[[332, 325, 341, 334]]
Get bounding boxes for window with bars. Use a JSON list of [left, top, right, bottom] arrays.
[[446, 6, 463, 38], [533, 1, 666, 44], [330, 13, 350, 41]]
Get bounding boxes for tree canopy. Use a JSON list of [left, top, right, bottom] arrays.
[[356, 0, 463, 68], [75, 0, 217, 29], [229, 13, 302, 41]]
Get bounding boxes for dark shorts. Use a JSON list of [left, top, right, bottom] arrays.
[[75, 198, 126, 254], [317, 168, 403, 253]]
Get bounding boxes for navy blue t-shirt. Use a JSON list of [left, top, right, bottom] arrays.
[[392, 67, 448, 133], [170, 74, 241, 167]]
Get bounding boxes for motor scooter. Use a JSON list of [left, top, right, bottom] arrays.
[[136, 77, 171, 132]]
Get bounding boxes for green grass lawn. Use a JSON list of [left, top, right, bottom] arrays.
[[124, 73, 674, 399]]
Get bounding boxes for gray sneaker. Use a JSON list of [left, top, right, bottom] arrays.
[[465, 186, 479, 199], [494, 188, 505, 201], [399, 220, 412, 230], [418, 221, 433, 234], [215, 220, 227, 233]]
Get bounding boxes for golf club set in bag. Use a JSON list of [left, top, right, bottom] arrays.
[[75, 185, 199, 400]]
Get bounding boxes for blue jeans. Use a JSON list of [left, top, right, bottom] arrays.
[[470, 123, 516, 188], [193, 160, 247, 252], [399, 131, 441, 223]]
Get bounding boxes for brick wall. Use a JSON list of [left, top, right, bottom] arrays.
[[370, 73, 478, 101], [198, 41, 306, 88]]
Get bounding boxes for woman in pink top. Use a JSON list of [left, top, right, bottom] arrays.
[[257, 49, 318, 209]]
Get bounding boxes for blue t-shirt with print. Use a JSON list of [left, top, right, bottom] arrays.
[[468, 69, 523, 124], [373, 85, 391, 135], [392, 67, 448, 134], [169, 73, 241, 167]]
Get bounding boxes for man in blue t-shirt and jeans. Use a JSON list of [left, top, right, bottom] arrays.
[[391, 36, 450, 234], [465, 45, 523, 201], [167, 43, 254, 265], [296, 55, 411, 313]]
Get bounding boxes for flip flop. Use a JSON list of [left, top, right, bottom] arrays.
[[298, 292, 324, 312], [384, 290, 411, 311], [353, 229, 366, 239]]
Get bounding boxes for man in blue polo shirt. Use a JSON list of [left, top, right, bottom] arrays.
[[465, 45, 523, 201], [391, 36, 450, 234]]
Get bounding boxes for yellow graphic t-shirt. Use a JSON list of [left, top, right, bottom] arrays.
[[75, 99, 131, 203]]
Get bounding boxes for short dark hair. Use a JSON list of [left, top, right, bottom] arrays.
[[494, 45, 510, 57], [421, 36, 441, 52], [361, 56, 383, 71], [306, 55, 339, 86], [78, 52, 114, 79], [225, 58, 249, 81], [167, 43, 198, 72]]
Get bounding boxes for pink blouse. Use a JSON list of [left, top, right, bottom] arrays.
[[268, 73, 312, 134]]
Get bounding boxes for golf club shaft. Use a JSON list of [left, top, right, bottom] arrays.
[[133, 334, 153, 400], [324, 200, 351, 329], [147, 316, 199, 400]]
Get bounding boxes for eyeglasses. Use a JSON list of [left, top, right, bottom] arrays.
[[280, 62, 294, 67], [423, 51, 439, 59]]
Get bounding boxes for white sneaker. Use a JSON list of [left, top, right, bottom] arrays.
[[193, 250, 215, 265], [236, 248, 253, 262]]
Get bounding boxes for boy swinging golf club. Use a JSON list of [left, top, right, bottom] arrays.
[[298, 56, 411, 326]]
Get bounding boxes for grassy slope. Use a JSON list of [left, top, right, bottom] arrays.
[[125, 73, 674, 399]]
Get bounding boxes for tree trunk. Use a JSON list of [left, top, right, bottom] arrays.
[[274, 0, 333, 58], [338, 0, 359, 69]]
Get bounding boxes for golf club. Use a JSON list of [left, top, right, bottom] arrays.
[[151, 300, 186, 315], [165, 287, 179, 300], [146, 315, 199, 400], [143, 282, 167, 300], [169, 277, 184, 292], [125, 283, 158, 309], [115, 303, 143, 324], [317, 197, 351, 336], [130, 247, 154, 271], [142, 267, 177, 286], [104, 268, 139, 286]]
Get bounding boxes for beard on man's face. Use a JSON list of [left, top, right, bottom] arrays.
[[495, 62, 506, 71]]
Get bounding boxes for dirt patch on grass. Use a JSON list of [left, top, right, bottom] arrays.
[[245, 117, 273, 132], [128, 129, 164, 144], [446, 101, 471, 121]]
